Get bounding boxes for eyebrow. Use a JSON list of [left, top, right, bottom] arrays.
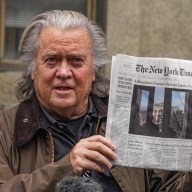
[[38, 46, 86, 59], [67, 53, 86, 58], [41, 53, 59, 61]]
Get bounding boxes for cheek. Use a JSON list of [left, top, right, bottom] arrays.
[[33, 71, 53, 94], [75, 69, 93, 84], [34, 68, 55, 83], [75, 72, 94, 94]]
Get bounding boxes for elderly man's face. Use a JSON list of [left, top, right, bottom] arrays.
[[32, 27, 95, 119]]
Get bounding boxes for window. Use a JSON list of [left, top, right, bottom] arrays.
[[0, 0, 107, 63]]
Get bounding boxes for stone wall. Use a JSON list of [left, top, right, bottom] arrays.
[[0, 72, 21, 110], [106, 0, 192, 70]]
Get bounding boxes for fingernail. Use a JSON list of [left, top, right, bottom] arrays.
[[112, 145, 117, 150], [113, 154, 117, 160], [101, 167, 105, 172]]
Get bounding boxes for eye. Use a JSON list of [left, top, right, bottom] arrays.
[[69, 57, 84, 67], [45, 57, 60, 67]]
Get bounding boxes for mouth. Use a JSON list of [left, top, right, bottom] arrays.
[[53, 85, 74, 95], [55, 86, 72, 90]]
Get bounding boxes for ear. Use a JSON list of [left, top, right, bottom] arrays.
[[31, 71, 35, 80], [92, 72, 96, 82]]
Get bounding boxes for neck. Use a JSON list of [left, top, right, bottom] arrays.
[[51, 106, 88, 120], [42, 100, 89, 120]]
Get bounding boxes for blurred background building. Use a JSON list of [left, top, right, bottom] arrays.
[[1, 0, 192, 109]]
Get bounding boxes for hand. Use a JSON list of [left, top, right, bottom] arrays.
[[69, 135, 117, 175]]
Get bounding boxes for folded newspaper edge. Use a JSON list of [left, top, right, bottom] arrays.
[[106, 54, 192, 172]]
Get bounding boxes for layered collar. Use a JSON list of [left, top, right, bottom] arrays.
[[14, 94, 108, 147]]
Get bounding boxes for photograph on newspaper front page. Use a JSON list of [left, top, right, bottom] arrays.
[[106, 54, 192, 172], [129, 85, 192, 139]]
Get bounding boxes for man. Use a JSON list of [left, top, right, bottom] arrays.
[[0, 10, 190, 192]]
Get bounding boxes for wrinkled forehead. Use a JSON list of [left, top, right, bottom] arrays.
[[36, 27, 92, 57], [39, 26, 92, 43]]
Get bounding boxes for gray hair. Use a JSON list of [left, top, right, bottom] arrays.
[[16, 10, 109, 101]]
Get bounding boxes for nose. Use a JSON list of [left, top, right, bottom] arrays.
[[56, 59, 72, 79]]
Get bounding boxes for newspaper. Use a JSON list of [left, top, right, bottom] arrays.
[[106, 54, 192, 171]]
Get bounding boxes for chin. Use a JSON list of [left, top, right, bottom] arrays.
[[53, 99, 76, 109]]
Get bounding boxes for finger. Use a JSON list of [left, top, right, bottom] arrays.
[[86, 135, 116, 150], [72, 157, 106, 175], [85, 141, 117, 160], [74, 137, 117, 160], [83, 150, 113, 169], [70, 136, 117, 174], [71, 142, 115, 169]]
